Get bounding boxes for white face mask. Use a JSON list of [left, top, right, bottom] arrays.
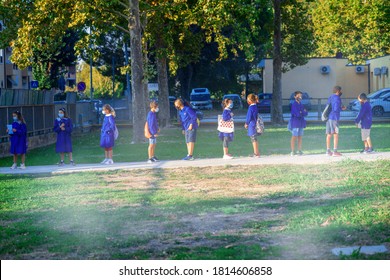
[[155, 108, 159, 113], [102, 110, 106, 115]]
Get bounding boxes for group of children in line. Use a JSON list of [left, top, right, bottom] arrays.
[[5, 86, 374, 169]]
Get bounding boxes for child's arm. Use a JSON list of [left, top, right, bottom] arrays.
[[53, 119, 61, 132], [65, 119, 73, 133], [355, 104, 365, 124]]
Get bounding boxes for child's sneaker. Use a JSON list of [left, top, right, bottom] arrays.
[[70, 160, 76, 166], [360, 148, 367, 153], [297, 150, 304, 156], [364, 148, 374, 154], [223, 154, 233, 159], [104, 159, 114, 165], [19, 163, 26, 169], [101, 158, 108, 164], [332, 151, 342, 157], [326, 150, 333, 156], [147, 158, 154, 163], [10, 163, 17, 169], [290, 151, 296, 156], [57, 160, 65, 166], [152, 156, 160, 162], [182, 155, 194, 160]]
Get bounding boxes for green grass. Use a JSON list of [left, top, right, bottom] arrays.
[[1, 160, 389, 259], [1, 123, 390, 166]]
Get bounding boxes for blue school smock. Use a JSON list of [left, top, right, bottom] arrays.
[[10, 121, 27, 155], [179, 106, 198, 131], [327, 94, 342, 121], [218, 108, 234, 141], [147, 111, 159, 138], [53, 117, 73, 153], [100, 114, 115, 148], [290, 101, 308, 128], [355, 101, 372, 129], [245, 104, 258, 136]]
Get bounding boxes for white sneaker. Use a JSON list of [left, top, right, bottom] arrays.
[[101, 158, 108, 164], [223, 154, 233, 159], [104, 159, 114, 165], [19, 164, 26, 169], [10, 163, 17, 169]]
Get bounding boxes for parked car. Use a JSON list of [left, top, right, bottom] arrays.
[[289, 92, 312, 111], [222, 94, 243, 109], [77, 99, 103, 112], [349, 88, 390, 112], [257, 93, 272, 113], [368, 92, 390, 117], [190, 88, 212, 110]]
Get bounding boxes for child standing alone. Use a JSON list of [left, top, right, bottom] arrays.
[[244, 94, 260, 158], [146, 101, 160, 163], [219, 98, 234, 159], [53, 108, 75, 166], [100, 104, 116, 164], [355, 93, 373, 153], [7, 111, 27, 169], [290, 91, 308, 156]]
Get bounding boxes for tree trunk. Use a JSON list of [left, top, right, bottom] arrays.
[[129, 0, 147, 143], [271, 0, 284, 124], [157, 56, 170, 128]]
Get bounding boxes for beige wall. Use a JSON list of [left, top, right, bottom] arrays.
[[0, 48, 33, 89], [367, 55, 390, 92], [262, 58, 369, 99]]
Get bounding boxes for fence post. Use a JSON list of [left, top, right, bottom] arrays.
[[317, 98, 322, 121]]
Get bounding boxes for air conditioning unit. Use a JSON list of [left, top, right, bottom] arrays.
[[320, 65, 330, 74], [373, 67, 381, 76], [355, 66, 365, 74], [381, 66, 388, 75]]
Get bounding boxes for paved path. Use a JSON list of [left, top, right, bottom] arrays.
[[1, 152, 389, 175]]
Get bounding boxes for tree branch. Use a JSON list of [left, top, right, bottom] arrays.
[[118, 1, 129, 10]]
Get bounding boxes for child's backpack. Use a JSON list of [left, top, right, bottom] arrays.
[[321, 103, 332, 121], [114, 125, 119, 140], [256, 114, 265, 135]]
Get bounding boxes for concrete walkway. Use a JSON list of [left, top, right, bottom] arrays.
[[1, 152, 389, 175]]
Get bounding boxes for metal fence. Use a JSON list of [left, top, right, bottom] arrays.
[[0, 89, 54, 106]]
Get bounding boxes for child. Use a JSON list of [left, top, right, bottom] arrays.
[[219, 98, 234, 159], [244, 93, 260, 157], [7, 111, 27, 169], [100, 104, 116, 164], [53, 108, 75, 166], [290, 91, 308, 156], [146, 101, 160, 163], [355, 93, 373, 153], [174, 99, 198, 160]]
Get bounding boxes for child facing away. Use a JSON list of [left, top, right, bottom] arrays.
[[355, 93, 373, 153], [100, 104, 116, 164], [290, 91, 308, 156], [53, 108, 75, 166], [7, 111, 27, 169], [146, 101, 160, 163], [219, 98, 234, 159], [244, 93, 260, 158]]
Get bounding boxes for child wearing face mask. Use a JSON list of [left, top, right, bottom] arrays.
[[7, 111, 27, 169], [146, 101, 160, 163], [290, 91, 308, 156], [355, 93, 373, 153], [53, 108, 75, 166], [219, 98, 235, 159], [100, 104, 116, 164]]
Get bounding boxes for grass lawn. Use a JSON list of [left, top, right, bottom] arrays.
[[0, 123, 389, 166], [0, 160, 389, 259]]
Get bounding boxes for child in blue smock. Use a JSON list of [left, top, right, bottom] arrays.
[[290, 91, 308, 156], [100, 104, 116, 165], [355, 93, 373, 153], [53, 108, 75, 166], [244, 94, 260, 157], [7, 111, 27, 169], [146, 101, 160, 163], [219, 98, 234, 159]]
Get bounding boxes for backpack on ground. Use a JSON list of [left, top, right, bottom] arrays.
[[256, 113, 265, 135], [321, 103, 332, 121]]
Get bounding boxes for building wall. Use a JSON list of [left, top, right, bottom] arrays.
[[367, 55, 390, 92], [262, 58, 369, 98], [0, 48, 33, 89]]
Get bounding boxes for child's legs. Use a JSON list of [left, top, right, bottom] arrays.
[[68, 152, 73, 161], [326, 134, 332, 149], [223, 137, 229, 155], [148, 144, 156, 158], [187, 142, 195, 156], [21, 154, 25, 164], [108, 149, 113, 159], [104, 149, 108, 159], [366, 137, 372, 148], [252, 141, 259, 155], [333, 133, 339, 150], [60, 153, 65, 161], [290, 136, 296, 151], [297, 136, 303, 150], [13, 154, 17, 163]]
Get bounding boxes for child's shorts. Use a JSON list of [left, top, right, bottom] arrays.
[[291, 128, 304, 137], [250, 135, 258, 142], [361, 129, 371, 141], [149, 137, 157, 144]]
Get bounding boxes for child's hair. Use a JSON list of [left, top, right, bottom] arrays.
[[294, 91, 302, 97], [59, 107, 69, 118], [150, 100, 158, 109], [174, 99, 184, 108], [103, 104, 116, 117], [223, 98, 232, 108], [358, 93, 367, 101], [13, 111, 26, 124], [247, 93, 258, 104]]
